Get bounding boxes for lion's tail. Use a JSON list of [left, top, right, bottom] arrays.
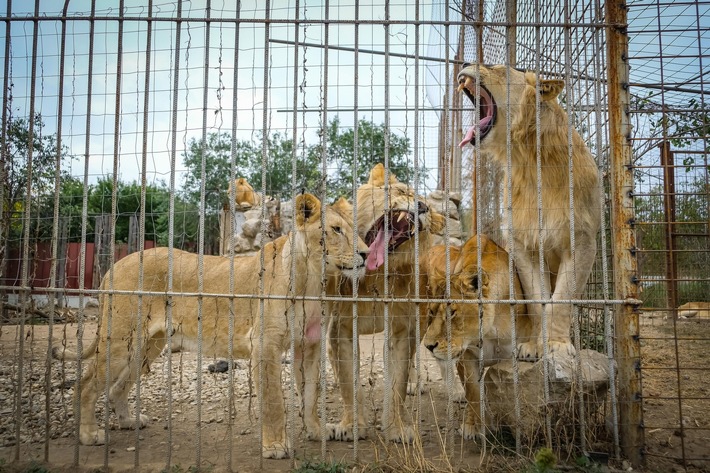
[[51, 335, 99, 361]]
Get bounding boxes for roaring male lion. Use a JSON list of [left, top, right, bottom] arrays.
[[678, 301, 710, 318], [327, 163, 445, 443], [423, 234, 533, 439], [457, 64, 601, 358], [53, 194, 368, 459], [228, 177, 261, 207]]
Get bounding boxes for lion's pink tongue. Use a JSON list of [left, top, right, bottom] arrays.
[[366, 227, 386, 271], [459, 126, 476, 148]]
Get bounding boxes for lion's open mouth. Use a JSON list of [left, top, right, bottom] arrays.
[[364, 205, 426, 271], [457, 73, 497, 148]]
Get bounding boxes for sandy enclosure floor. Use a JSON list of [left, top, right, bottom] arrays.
[[1, 311, 707, 472], [0, 314, 483, 473]]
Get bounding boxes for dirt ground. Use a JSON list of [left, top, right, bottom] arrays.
[[639, 312, 710, 472], [0, 310, 707, 472]]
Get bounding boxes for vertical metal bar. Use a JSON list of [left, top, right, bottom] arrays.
[[0, 0, 10, 330], [75, 0, 99, 464], [660, 142, 678, 320], [45, 0, 70, 462], [661, 139, 689, 466], [506, 0, 517, 68], [258, 1, 271, 467], [105, 1, 123, 468], [165, 1, 184, 469], [196, 1, 213, 468], [133, 2, 153, 468], [606, 0, 644, 467], [351, 0, 361, 459], [319, 3, 330, 458], [15, 0, 40, 461], [287, 3, 299, 467], [504, 0, 522, 454]]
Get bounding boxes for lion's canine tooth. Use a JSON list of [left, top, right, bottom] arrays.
[[397, 211, 406, 223], [457, 76, 473, 93]]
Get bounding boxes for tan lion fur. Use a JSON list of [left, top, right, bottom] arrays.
[[422, 234, 533, 438], [327, 163, 445, 443], [678, 301, 710, 318], [457, 64, 601, 358], [52, 193, 368, 459], [228, 177, 261, 207]]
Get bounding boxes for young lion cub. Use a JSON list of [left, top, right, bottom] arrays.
[[53, 193, 368, 459], [457, 64, 601, 359]]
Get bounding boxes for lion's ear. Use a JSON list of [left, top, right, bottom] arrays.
[[525, 72, 564, 101], [539, 79, 564, 100], [368, 163, 399, 187], [295, 193, 322, 227], [331, 196, 353, 215]]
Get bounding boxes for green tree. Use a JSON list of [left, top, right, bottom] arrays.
[[244, 131, 323, 199], [1, 113, 75, 242], [317, 117, 425, 199], [87, 177, 171, 243]]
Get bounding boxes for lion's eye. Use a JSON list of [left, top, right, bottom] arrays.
[[332, 226, 343, 235]]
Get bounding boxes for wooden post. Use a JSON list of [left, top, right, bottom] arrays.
[[93, 215, 112, 290], [606, 1, 645, 466]]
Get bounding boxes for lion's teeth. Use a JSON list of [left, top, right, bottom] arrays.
[[397, 212, 406, 223], [458, 76, 473, 93]]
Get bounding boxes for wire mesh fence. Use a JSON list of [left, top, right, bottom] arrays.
[[0, 0, 707, 471]]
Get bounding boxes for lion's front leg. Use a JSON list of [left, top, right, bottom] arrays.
[[252, 344, 289, 459], [457, 350, 483, 440], [296, 340, 322, 441], [326, 319, 367, 441], [547, 243, 597, 356], [382, 332, 416, 444], [512, 248, 549, 360]]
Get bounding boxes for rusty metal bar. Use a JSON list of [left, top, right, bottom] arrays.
[[660, 141, 678, 320], [606, 1, 645, 467]]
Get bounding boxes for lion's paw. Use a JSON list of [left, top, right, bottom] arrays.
[[326, 422, 367, 442], [116, 413, 149, 430], [407, 380, 425, 395], [262, 441, 289, 459], [517, 341, 540, 361], [385, 424, 416, 444], [461, 422, 480, 441], [548, 340, 576, 357], [305, 427, 322, 441], [80, 429, 106, 446], [518, 340, 576, 360]]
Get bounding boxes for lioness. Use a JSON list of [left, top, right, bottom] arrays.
[[53, 193, 368, 459], [457, 64, 601, 358], [678, 301, 710, 318], [423, 234, 533, 439], [327, 163, 444, 443], [228, 177, 261, 207]]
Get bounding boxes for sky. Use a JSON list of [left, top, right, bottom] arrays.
[[2, 0, 707, 200], [3, 0, 449, 195]]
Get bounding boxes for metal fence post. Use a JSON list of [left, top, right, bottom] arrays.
[[606, 0, 645, 467]]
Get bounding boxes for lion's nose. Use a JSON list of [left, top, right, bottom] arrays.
[[425, 342, 438, 353]]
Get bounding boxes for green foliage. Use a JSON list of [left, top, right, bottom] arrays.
[[291, 458, 349, 473], [533, 447, 557, 472], [635, 179, 709, 290], [1, 113, 76, 242], [181, 117, 423, 204], [316, 117, 424, 199], [649, 98, 710, 169]]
